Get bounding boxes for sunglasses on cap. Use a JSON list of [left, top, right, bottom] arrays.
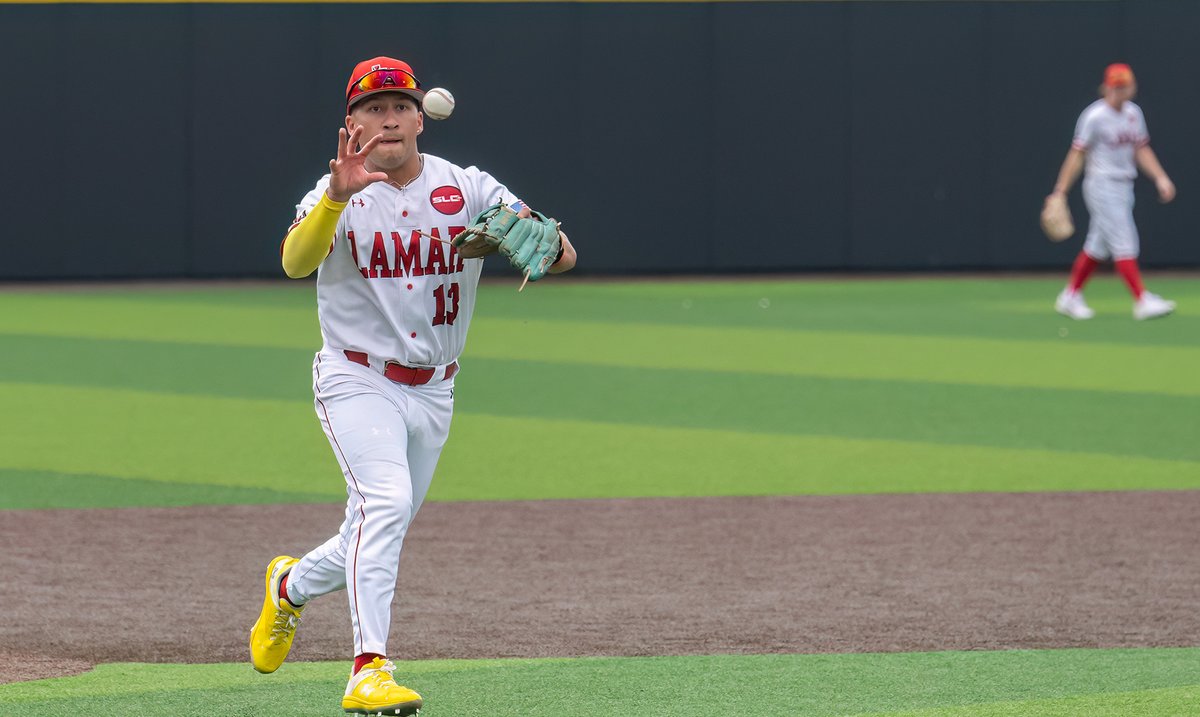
[[347, 68, 421, 103]]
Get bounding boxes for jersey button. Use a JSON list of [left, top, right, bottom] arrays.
[[407, 283, 413, 290], [402, 210, 408, 217], [410, 332, 417, 339]]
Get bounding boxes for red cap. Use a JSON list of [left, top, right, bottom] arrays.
[[1103, 63, 1135, 88], [345, 57, 425, 111]]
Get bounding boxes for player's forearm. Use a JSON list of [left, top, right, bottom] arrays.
[[281, 193, 347, 278], [1135, 146, 1169, 183], [548, 232, 576, 274], [1051, 148, 1086, 196]]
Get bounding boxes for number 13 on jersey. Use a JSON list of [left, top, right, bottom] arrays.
[[432, 283, 459, 326]]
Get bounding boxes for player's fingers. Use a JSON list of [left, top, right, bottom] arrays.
[[366, 171, 389, 185], [336, 128, 348, 160], [347, 126, 365, 155], [359, 133, 384, 156]]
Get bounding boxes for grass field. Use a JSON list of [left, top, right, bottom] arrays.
[[1, 275, 1197, 715], [1, 650, 1198, 716]]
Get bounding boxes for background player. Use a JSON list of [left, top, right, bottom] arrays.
[[1049, 62, 1177, 321], [249, 56, 576, 716]]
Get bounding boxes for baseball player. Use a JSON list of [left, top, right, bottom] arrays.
[[1049, 62, 1177, 321], [249, 56, 576, 716]]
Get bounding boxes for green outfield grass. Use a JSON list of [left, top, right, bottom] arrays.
[[3, 276, 1197, 716], [1, 649, 1197, 717], [1, 276, 1198, 509]]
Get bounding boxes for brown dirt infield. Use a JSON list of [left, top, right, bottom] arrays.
[[2, 491, 1198, 684]]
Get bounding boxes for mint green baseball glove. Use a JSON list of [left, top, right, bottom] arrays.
[[451, 203, 562, 282]]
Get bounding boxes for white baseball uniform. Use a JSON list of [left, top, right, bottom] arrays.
[[1072, 99, 1150, 260], [283, 153, 519, 658]]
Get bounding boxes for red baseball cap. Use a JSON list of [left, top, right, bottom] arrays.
[[1103, 63, 1135, 88], [345, 56, 425, 111]]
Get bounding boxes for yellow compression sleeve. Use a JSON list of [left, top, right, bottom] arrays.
[[282, 193, 347, 278]]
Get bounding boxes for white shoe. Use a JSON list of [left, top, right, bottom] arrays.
[[1055, 289, 1095, 320], [1133, 292, 1176, 321]]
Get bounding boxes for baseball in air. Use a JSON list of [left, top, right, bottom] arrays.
[[423, 88, 455, 120]]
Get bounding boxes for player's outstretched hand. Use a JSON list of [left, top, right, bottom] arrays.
[[1156, 176, 1176, 204], [326, 126, 389, 203]]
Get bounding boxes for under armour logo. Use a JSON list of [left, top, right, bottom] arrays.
[[352, 199, 366, 208]]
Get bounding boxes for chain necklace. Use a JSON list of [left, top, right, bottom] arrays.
[[388, 155, 425, 191]]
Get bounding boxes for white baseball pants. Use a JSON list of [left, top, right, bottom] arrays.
[[285, 349, 454, 657], [1082, 175, 1140, 261]]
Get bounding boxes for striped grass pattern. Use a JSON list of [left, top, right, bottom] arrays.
[[1, 276, 1197, 509], [1, 276, 1197, 716]]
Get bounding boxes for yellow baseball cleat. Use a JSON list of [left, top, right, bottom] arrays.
[[249, 555, 303, 674], [342, 657, 424, 716]]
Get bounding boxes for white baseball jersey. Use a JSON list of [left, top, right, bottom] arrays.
[[1072, 99, 1149, 181], [1072, 100, 1149, 260], [292, 154, 519, 368], [283, 153, 522, 659]]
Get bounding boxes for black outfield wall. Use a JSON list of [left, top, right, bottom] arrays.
[[1, 0, 1198, 279]]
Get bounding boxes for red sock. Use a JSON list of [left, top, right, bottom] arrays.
[[1114, 258, 1145, 299], [1068, 252, 1100, 293], [354, 653, 385, 674], [279, 574, 297, 607]]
